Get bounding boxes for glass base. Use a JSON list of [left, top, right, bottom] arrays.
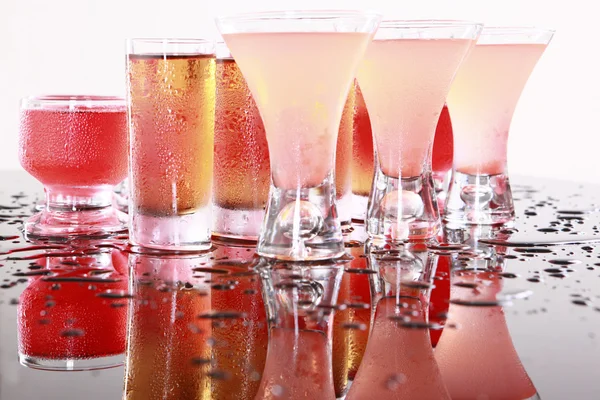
[[19, 353, 124, 371], [130, 206, 211, 251], [444, 171, 514, 225], [257, 175, 344, 261], [212, 205, 264, 242], [366, 169, 440, 242], [351, 193, 368, 222], [23, 206, 127, 240]]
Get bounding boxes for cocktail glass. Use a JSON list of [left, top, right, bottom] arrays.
[[255, 260, 344, 399], [216, 11, 381, 260], [18, 95, 128, 239], [444, 27, 554, 225], [213, 40, 356, 241], [358, 21, 482, 242], [18, 250, 128, 371], [347, 243, 450, 399], [127, 39, 216, 251]]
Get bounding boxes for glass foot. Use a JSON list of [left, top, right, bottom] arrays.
[[19, 353, 124, 371], [130, 206, 212, 252], [366, 169, 440, 242], [23, 207, 127, 240], [258, 174, 344, 261], [444, 171, 514, 225]]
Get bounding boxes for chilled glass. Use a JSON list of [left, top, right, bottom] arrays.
[[216, 11, 381, 260]]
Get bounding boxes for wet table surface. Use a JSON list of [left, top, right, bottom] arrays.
[[0, 171, 599, 400]]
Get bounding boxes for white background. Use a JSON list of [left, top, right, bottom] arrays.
[[0, 0, 597, 185]]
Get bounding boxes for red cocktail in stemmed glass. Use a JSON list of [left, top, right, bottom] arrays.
[[18, 95, 128, 239]]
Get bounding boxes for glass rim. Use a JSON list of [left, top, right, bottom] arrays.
[[480, 26, 555, 35], [127, 38, 214, 45], [378, 19, 484, 29], [216, 9, 383, 23], [21, 95, 126, 109]]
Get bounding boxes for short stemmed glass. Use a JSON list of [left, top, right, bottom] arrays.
[[18, 95, 128, 239], [216, 11, 381, 260], [444, 27, 554, 225], [358, 21, 482, 243]]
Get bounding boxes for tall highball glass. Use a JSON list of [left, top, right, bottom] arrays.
[[127, 39, 216, 251]]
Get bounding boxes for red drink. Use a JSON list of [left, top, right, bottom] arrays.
[[19, 103, 127, 187], [432, 104, 454, 179], [17, 251, 128, 370], [18, 95, 128, 238], [214, 58, 270, 211], [351, 81, 374, 200]]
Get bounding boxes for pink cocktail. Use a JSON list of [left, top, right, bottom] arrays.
[[18, 96, 128, 238], [444, 27, 554, 225], [357, 21, 482, 242], [217, 11, 381, 260]]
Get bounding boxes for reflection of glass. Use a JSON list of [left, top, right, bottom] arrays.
[[209, 244, 268, 400], [256, 261, 344, 398], [17, 250, 128, 370], [18, 95, 128, 239], [445, 27, 554, 225], [123, 249, 269, 400], [127, 39, 216, 251], [359, 21, 482, 242], [347, 243, 450, 399], [435, 254, 540, 399], [123, 254, 213, 399], [217, 11, 381, 260], [332, 240, 371, 397]]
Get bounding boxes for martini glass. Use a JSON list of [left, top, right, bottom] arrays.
[[357, 20, 482, 243], [216, 11, 381, 261], [444, 27, 554, 225]]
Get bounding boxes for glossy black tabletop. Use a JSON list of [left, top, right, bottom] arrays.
[[0, 171, 599, 400]]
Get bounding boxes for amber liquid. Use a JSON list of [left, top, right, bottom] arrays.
[[123, 273, 212, 400], [214, 59, 269, 210], [332, 243, 371, 397], [336, 85, 355, 202], [128, 54, 215, 217], [351, 81, 374, 198]]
